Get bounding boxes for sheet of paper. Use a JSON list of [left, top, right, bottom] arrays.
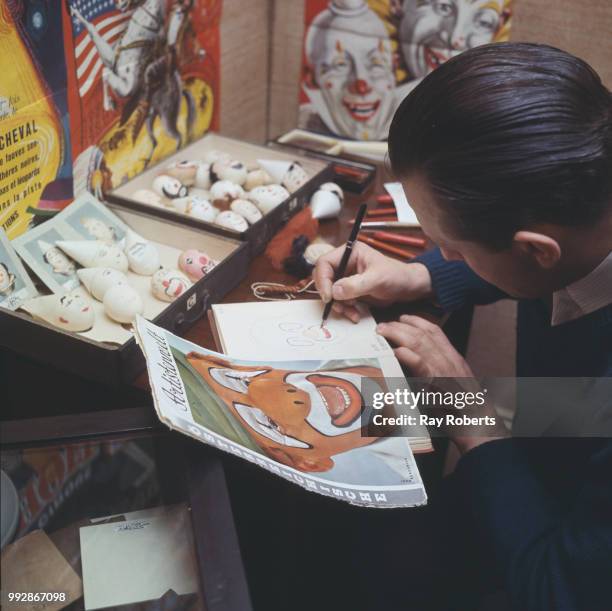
[[1, 530, 82, 611], [79, 508, 198, 610], [212, 299, 393, 361], [384, 182, 420, 226]]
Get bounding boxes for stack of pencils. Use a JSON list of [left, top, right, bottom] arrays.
[[353, 194, 427, 259]]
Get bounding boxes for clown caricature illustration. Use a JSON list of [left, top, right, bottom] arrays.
[[299, 0, 511, 141], [185, 352, 402, 473], [398, 0, 511, 81], [301, 0, 410, 141]]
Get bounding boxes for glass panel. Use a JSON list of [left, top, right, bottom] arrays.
[[1, 436, 204, 610]]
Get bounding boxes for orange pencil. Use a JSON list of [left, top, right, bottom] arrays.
[[357, 234, 416, 259], [364, 231, 426, 249], [366, 207, 397, 217], [376, 194, 394, 205]]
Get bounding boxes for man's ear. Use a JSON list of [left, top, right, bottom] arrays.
[[513, 231, 561, 269]]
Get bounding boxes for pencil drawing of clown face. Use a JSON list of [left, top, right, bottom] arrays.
[[400, 0, 506, 78], [186, 353, 387, 472], [305, 3, 397, 140]]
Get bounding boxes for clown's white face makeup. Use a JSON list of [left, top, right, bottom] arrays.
[[310, 29, 396, 140], [56, 293, 94, 331], [400, 0, 504, 78]]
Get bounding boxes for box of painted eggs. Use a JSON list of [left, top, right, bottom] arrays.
[[106, 134, 334, 256], [0, 195, 249, 386]]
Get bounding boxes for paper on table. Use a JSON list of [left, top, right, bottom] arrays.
[[79, 507, 199, 610], [383, 182, 420, 226], [212, 299, 393, 362]]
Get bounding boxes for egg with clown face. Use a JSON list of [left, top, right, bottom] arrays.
[[178, 249, 219, 281], [151, 268, 192, 302]]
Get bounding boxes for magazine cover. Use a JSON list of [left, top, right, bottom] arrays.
[[61, 0, 221, 198], [135, 316, 427, 508], [0, 0, 74, 239], [299, 0, 512, 141]]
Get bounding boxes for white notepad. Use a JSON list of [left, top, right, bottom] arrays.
[[79, 507, 198, 610]]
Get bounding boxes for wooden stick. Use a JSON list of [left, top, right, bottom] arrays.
[[357, 234, 416, 259], [363, 231, 426, 249]]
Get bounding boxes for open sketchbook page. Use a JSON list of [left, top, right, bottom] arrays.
[[212, 299, 392, 361], [135, 316, 427, 509]]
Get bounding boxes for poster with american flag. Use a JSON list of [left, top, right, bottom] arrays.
[[61, 0, 221, 197]]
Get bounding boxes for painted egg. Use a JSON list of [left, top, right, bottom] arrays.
[[319, 182, 344, 203], [151, 268, 192, 302], [152, 174, 188, 199], [24, 292, 95, 332], [230, 199, 262, 224], [214, 210, 249, 232], [77, 267, 129, 301], [124, 230, 160, 276], [210, 180, 245, 204], [248, 184, 290, 214], [310, 189, 341, 220], [211, 159, 248, 186], [244, 169, 272, 191], [56, 240, 129, 272], [103, 284, 144, 323], [178, 249, 218, 281], [172, 196, 219, 222]]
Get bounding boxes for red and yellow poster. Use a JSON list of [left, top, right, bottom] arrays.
[[299, 0, 512, 141], [0, 0, 73, 239], [61, 0, 221, 198]]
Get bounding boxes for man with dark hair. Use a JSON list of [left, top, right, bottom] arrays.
[[315, 42, 611, 610]]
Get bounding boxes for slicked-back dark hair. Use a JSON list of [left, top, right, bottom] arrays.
[[388, 42, 612, 250]]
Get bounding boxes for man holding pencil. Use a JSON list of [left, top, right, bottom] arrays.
[[314, 43, 612, 611]]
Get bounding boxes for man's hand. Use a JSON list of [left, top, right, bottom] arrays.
[[376, 315, 509, 453], [313, 242, 432, 323], [376, 314, 473, 378]]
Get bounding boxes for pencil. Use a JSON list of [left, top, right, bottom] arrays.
[[363, 231, 426, 249], [366, 207, 397, 217], [321, 203, 368, 327], [357, 234, 416, 259]]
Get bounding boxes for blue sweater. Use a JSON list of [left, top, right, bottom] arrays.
[[416, 248, 612, 611]]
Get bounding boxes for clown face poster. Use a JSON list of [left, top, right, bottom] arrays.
[[299, 0, 512, 141], [60, 0, 221, 199], [136, 316, 427, 508], [0, 0, 74, 239]]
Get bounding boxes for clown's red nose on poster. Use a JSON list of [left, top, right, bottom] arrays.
[[134, 315, 428, 508], [299, 0, 512, 142]]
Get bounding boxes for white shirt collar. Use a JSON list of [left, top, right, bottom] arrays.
[[551, 251, 612, 326]]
